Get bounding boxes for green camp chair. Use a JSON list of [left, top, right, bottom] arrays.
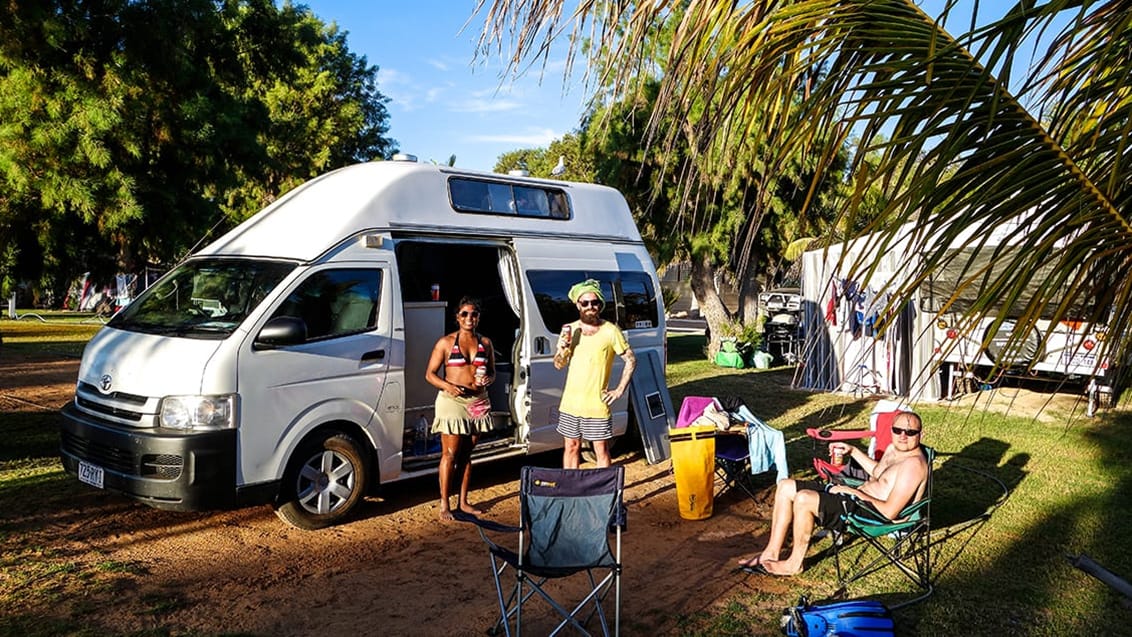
[[832, 446, 935, 608]]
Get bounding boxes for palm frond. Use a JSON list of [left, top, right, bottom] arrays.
[[475, 0, 1132, 371]]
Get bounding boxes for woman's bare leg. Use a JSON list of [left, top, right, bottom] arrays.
[[437, 433, 460, 520], [458, 434, 483, 514]]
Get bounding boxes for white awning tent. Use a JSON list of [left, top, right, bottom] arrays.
[[793, 218, 1042, 402]]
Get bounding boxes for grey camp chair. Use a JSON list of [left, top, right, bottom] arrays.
[[454, 465, 626, 636]]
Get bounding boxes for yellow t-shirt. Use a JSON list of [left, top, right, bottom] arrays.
[[559, 320, 630, 419]]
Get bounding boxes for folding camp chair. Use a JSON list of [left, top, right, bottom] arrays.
[[714, 405, 788, 502], [714, 432, 760, 502], [832, 445, 935, 608], [454, 466, 626, 636]]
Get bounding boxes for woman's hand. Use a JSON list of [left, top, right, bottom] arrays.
[[446, 383, 471, 397]]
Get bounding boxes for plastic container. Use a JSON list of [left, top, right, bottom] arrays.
[[669, 425, 716, 520], [752, 350, 774, 369]]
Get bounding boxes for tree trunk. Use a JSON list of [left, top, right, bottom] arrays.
[[736, 254, 763, 325], [689, 254, 732, 359]]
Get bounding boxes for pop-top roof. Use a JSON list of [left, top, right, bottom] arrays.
[[198, 161, 642, 262]]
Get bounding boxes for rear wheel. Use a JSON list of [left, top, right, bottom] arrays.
[[275, 432, 368, 530]]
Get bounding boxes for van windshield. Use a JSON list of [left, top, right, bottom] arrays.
[[109, 258, 296, 338]]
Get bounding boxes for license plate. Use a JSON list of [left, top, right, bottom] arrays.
[[78, 460, 104, 489], [1061, 351, 1097, 369]]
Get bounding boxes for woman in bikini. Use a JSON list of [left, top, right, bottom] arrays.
[[424, 297, 496, 521]]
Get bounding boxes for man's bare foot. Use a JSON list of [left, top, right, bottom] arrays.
[[459, 503, 484, 516], [738, 551, 777, 567], [760, 559, 802, 576], [438, 508, 455, 521], [737, 555, 762, 568]]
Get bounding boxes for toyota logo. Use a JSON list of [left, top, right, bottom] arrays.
[[99, 374, 113, 393]]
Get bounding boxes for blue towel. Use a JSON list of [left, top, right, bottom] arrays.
[[733, 405, 789, 482]]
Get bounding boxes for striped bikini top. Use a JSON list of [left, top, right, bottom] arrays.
[[447, 335, 488, 368]]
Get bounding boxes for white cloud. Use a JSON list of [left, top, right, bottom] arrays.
[[466, 128, 559, 146], [376, 68, 407, 87], [427, 58, 449, 72], [451, 98, 522, 113]]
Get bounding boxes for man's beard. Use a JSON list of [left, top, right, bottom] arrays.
[[579, 312, 601, 325]]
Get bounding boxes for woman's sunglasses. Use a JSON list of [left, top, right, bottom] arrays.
[[458, 310, 480, 318], [578, 299, 603, 308], [891, 426, 921, 437]]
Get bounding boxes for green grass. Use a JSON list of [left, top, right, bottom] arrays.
[[665, 333, 1132, 636], [0, 313, 103, 358], [4, 329, 1132, 635]]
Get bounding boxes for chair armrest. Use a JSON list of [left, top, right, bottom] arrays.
[[451, 510, 522, 534], [806, 427, 877, 441]]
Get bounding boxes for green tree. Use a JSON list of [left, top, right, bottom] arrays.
[[475, 0, 1132, 375], [0, 0, 395, 304]]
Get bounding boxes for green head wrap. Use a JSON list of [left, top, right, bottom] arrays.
[[568, 279, 604, 303]]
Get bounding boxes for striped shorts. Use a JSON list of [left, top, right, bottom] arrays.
[[556, 411, 613, 441]]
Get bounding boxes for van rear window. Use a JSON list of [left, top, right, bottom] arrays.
[[526, 270, 659, 332], [449, 177, 571, 219]]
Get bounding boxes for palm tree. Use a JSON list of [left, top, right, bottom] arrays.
[[473, 0, 1132, 384]]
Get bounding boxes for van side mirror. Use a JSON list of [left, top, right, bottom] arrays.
[[255, 316, 307, 349]]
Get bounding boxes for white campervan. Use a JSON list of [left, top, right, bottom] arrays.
[[60, 160, 674, 529]]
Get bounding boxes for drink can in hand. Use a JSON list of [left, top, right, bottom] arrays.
[[832, 446, 845, 466], [475, 366, 487, 386], [559, 323, 573, 348]]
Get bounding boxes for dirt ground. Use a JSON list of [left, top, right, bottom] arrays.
[[1, 349, 1103, 636], [1, 352, 797, 636]]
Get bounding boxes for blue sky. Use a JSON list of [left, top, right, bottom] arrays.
[[301, 0, 1040, 172], [300, 1, 588, 172]]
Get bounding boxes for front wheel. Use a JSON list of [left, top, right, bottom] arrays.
[[275, 433, 368, 530]]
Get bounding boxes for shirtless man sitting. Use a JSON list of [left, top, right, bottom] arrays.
[[738, 412, 928, 576]]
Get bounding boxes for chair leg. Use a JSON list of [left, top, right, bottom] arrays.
[[833, 526, 935, 608], [714, 459, 760, 503], [545, 570, 616, 637]]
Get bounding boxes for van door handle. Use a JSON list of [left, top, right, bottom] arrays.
[[535, 336, 550, 355], [361, 349, 385, 362]]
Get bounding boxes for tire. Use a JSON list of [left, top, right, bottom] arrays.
[[983, 320, 1042, 367], [275, 432, 368, 530]]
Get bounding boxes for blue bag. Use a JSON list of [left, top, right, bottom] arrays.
[[781, 596, 894, 637]]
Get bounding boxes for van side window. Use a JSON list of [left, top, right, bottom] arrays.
[[620, 272, 659, 329], [271, 269, 382, 341], [526, 270, 658, 332], [449, 177, 571, 220]]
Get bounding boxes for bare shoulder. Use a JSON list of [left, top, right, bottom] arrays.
[[434, 333, 456, 351]]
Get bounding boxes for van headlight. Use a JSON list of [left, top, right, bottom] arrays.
[[160, 395, 236, 430]]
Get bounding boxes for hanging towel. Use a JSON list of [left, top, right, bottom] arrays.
[[733, 405, 789, 482]]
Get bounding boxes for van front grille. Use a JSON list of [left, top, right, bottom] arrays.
[[78, 382, 148, 405], [60, 430, 135, 474], [76, 396, 144, 422]]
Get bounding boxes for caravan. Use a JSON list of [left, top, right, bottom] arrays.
[[60, 160, 673, 529], [797, 222, 1122, 414]]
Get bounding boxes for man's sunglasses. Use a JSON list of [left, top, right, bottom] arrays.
[[891, 426, 921, 437], [458, 310, 480, 318], [578, 299, 603, 308]]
